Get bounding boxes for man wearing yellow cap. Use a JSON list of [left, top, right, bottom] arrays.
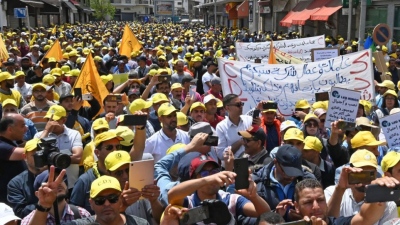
[[51, 68, 72, 97], [0, 72, 25, 109], [20, 83, 56, 132], [325, 150, 398, 223], [129, 99, 155, 139], [144, 103, 190, 163], [70, 131, 123, 214], [35, 105, 83, 191], [31, 172, 150, 225], [7, 138, 47, 218], [381, 151, 400, 215], [105, 151, 163, 223], [13, 71, 32, 103]]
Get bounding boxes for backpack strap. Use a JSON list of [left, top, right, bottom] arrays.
[[69, 204, 82, 220]]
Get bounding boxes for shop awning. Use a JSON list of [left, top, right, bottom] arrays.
[[280, 0, 312, 27], [21, 0, 44, 8], [237, 0, 249, 18], [310, 0, 342, 21], [63, 0, 78, 13], [69, 0, 80, 5], [291, 0, 331, 25]]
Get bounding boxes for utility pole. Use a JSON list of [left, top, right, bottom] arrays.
[[358, 0, 367, 50]]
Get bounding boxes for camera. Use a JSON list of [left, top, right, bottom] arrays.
[[33, 137, 71, 169], [179, 199, 234, 225]]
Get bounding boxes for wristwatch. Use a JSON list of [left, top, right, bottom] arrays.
[[36, 204, 51, 212]]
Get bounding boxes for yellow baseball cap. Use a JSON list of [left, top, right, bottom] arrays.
[[303, 136, 323, 152], [312, 101, 328, 111], [94, 56, 103, 62], [351, 131, 385, 149], [129, 99, 153, 113], [105, 150, 131, 171], [2, 99, 17, 107], [158, 103, 178, 116], [295, 99, 310, 109], [90, 176, 121, 198], [94, 130, 123, 147], [0, 72, 15, 82], [148, 69, 158, 76], [14, 71, 25, 77], [51, 68, 63, 76], [350, 149, 378, 168], [44, 105, 67, 121], [32, 83, 48, 91], [101, 74, 113, 85], [171, 83, 184, 90], [42, 74, 55, 85], [92, 118, 109, 131], [68, 51, 78, 57], [377, 80, 395, 90], [48, 57, 57, 63], [191, 56, 202, 62], [177, 112, 188, 126], [304, 114, 320, 123], [381, 151, 400, 172], [114, 126, 134, 147], [383, 90, 398, 98], [152, 93, 169, 104], [166, 143, 186, 155], [284, 128, 304, 142], [158, 55, 166, 61], [68, 69, 80, 77], [24, 138, 41, 153], [190, 102, 206, 113]]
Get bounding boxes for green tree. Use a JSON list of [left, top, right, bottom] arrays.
[[90, 0, 116, 20]]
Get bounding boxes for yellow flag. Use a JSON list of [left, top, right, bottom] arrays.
[[73, 53, 109, 118], [51, 25, 57, 35], [30, 33, 37, 46], [120, 25, 142, 57], [41, 39, 63, 62], [268, 41, 278, 64], [0, 35, 9, 66]]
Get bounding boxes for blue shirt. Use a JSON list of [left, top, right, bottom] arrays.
[[24, 118, 37, 141]]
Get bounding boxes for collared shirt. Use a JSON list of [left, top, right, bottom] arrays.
[[35, 126, 83, 189], [14, 82, 32, 99], [21, 204, 91, 225], [53, 81, 72, 97], [269, 166, 296, 199], [324, 186, 398, 225], [144, 128, 190, 163], [215, 115, 253, 160]]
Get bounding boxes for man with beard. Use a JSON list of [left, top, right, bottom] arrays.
[[170, 83, 184, 108], [51, 68, 72, 97], [144, 103, 190, 163], [20, 83, 56, 132], [168, 155, 271, 221], [58, 93, 91, 137], [189, 102, 206, 123], [20, 57, 36, 81], [0, 71, 25, 109], [28, 169, 149, 225], [22, 168, 91, 224], [324, 150, 398, 224]]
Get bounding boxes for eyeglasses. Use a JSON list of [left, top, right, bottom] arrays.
[[113, 168, 129, 177], [306, 122, 318, 127], [101, 144, 120, 151], [93, 194, 120, 205], [228, 102, 244, 108], [199, 168, 220, 177]]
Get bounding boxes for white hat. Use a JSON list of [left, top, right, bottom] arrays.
[[280, 120, 297, 132], [203, 94, 218, 104], [0, 203, 20, 224]]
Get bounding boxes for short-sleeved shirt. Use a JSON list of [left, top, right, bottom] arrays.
[[201, 72, 216, 93], [144, 128, 190, 163], [0, 136, 26, 203], [61, 214, 150, 225]]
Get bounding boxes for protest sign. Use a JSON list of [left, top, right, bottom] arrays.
[[274, 48, 304, 64], [311, 48, 340, 62], [380, 113, 400, 148], [112, 73, 128, 86], [218, 49, 375, 116], [324, 87, 360, 128], [235, 35, 325, 63]]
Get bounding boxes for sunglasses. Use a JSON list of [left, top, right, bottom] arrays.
[[93, 194, 120, 205], [101, 144, 120, 151], [199, 168, 220, 177], [306, 122, 318, 127], [228, 102, 244, 108]]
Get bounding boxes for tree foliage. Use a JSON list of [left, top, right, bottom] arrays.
[[90, 0, 116, 20]]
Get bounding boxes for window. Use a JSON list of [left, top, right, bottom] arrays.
[[177, 2, 182, 5], [126, 0, 131, 3], [366, 7, 387, 28]]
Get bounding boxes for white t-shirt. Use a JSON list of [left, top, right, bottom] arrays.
[[202, 72, 216, 93]]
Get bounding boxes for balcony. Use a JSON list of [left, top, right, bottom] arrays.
[[136, 0, 151, 5]]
